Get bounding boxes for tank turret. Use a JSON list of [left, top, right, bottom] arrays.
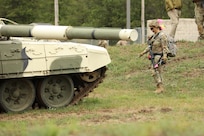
[[0, 18, 138, 113]]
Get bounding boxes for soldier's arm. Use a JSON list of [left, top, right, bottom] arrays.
[[160, 35, 169, 57], [139, 46, 150, 57]]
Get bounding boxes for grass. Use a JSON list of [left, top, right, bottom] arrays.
[[1, 41, 204, 136]]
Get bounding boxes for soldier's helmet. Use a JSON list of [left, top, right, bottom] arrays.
[[149, 20, 162, 30]]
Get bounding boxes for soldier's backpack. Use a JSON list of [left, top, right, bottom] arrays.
[[166, 35, 177, 57]]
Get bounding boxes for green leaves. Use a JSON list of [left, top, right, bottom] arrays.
[[0, 0, 195, 28]]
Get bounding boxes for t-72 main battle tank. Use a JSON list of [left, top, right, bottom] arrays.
[[0, 18, 137, 113]]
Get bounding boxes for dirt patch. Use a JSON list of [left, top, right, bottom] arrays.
[[0, 106, 173, 125], [183, 69, 204, 78]]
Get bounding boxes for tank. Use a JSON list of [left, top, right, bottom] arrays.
[[0, 18, 138, 113]]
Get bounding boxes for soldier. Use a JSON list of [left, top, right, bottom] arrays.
[[98, 40, 109, 48], [116, 40, 128, 46], [165, 0, 182, 38], [192, 0, 204, 40], [139, 20, 169, 94]]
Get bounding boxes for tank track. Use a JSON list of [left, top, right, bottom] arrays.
[[31, 66, 107, 110], [70, 66, 107, 105], [0, 67, 107, 113]]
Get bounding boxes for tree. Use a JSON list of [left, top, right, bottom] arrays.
[[59, 0, 90, 26], [0, 0, 195, 27], [0, 0, 38, 23], [34, 0, 54, 24]]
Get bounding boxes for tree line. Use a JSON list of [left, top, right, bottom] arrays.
[[0, 0, 195, 28]]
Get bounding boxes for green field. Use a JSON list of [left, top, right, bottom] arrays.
[[1, 41, 204, 136]]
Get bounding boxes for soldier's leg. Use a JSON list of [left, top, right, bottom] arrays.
[[167, 9, 181, 38], [152, 67, 162, 84], [152, 66, 164, 93], [195, 4, 204, 39], [152, 56, 163, 83]]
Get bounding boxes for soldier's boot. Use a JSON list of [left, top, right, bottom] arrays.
[[154, 83, 164, 94]]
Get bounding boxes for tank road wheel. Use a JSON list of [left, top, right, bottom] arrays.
[[37, 75, 74, 108], [0, 79, 35, 113], [80, 69, 102, 82]]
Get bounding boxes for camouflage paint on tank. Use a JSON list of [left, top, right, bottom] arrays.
[[21, 47, 32, 70], [0, 39, 111, 79], [0, 40, 25, 75]]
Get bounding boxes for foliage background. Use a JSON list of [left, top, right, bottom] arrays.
[[0, 0, 195, 27]]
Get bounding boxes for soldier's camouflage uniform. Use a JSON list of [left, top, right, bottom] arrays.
[[98, 40, 109, 48], [165, 0, 182, 38], [142, 32, 169, 88], [193, 0, 204, 40]]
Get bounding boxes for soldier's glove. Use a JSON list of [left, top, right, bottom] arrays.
[[161, 56, 167, 64], [139, 53, 144, 58]]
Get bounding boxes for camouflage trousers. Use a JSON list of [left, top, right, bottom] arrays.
[[167, 9, 181, 38], [194, 2, 204, 39], [151, 55, 163, 86]]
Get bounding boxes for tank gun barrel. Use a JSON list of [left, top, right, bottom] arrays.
[[0, 25, 138, 41]]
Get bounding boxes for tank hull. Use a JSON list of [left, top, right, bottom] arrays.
[[0, 39, 111, 79]]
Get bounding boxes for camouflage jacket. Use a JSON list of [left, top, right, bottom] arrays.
[[193, 0, 204, 8], [165, 0, 182, 11], [142, 32, 169, 57]]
